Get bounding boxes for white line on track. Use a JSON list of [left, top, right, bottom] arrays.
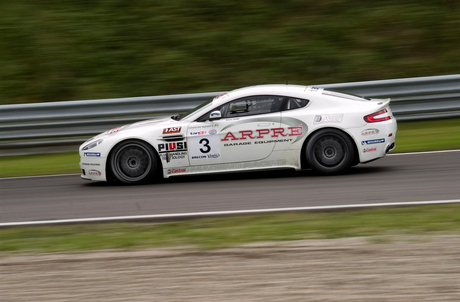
[[1, 149, 459, 181], [1, 199, 460, 227], [387, 149, 460, 156], [0, 173, 81, 180]]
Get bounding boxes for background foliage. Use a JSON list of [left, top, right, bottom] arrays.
[[1, 0, 459, 104]]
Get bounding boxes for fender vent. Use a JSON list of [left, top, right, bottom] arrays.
[[161, 135, 184, 142]]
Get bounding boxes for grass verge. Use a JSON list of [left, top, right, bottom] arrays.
[[1, 204, 460, 254], [1, 118, 460, 178], [393, 118, 460, 153], [0, 152, 80, 178]]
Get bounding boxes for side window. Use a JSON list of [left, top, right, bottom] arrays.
[[197, 95, 284, 121], [282, 97, 309, 111]]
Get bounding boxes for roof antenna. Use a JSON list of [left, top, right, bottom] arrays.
[[286, 73, 289, 85]]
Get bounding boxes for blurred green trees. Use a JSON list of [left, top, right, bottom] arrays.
[[1, 0, 459, 104]]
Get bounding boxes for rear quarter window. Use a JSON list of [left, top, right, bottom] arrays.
[[282, 97, 309, 111]]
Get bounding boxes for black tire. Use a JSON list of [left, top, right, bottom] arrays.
[[109, 140, 158, 184], [305, 129, 355, 175]]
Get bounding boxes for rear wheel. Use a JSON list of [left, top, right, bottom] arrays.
[[109, 140, 157, 184], [305, 129, 355, 175]]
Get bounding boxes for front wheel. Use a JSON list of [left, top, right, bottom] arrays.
[[305, 129, 355, 175], [109, 140, 158, 184]]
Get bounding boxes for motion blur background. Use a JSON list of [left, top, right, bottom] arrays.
[[2, 4, 460, 300], [1, 0, 460, 105]]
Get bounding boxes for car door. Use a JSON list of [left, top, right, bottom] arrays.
[[273, 96, 310, 152], [187, 95, 285, 166]]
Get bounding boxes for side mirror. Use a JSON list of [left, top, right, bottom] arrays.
[[209, 110, 222, 120]]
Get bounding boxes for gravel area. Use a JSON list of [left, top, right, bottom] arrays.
[[2, 235, 460, 301]]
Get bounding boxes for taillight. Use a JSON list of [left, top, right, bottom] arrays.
[[364, 109, 391, 123]]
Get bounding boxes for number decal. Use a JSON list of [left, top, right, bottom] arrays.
[[188, 127, 222, 161], [199, 138, 211, 153]]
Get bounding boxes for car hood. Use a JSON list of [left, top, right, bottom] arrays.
[[86, 117, 175, 142], [125, 117, 172, 129]]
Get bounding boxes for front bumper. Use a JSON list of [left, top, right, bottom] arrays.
[[79, 154, 107, 181]]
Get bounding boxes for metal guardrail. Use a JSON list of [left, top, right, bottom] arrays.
[[1, 74, 460, 156]]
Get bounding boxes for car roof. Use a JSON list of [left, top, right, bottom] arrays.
[[228, 84, 308, 97], [220, 84, 368, 104], [183, 84, 369, 121], [211, 85, 310, 105]]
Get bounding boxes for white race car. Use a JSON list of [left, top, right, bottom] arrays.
[[79, 85, 397, 184]]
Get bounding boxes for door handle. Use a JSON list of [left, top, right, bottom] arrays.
[[257, 123, 271, 127]]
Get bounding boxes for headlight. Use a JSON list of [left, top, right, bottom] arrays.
[[84, 137, 95, 144], [82, 139, 103, 150]]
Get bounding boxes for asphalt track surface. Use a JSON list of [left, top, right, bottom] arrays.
[[1, 151, 459, 224]]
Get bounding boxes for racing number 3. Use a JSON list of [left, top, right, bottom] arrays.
[[188, 129, 221, 161], [199, 138, 211, 153]]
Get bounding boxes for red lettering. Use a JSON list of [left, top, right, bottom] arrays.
[[109, 127, 121, 134], [288, 125, 303, 136], [163, 127, 181, 134], [271, 128, 287, 137], [239, 130, 255, 140], [168, 143, 176, 151], [256, 129, 270, 138], [222, 132, 238, 141]]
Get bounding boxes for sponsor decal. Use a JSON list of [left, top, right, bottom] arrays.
[[160, 151, 187, 163], [189, 126, 222, 160], [188, 159, 287, 173], [168, 168, 186, 174], [189, 124, 218, 130], [255, 138, 293, 144], [159, 142, 188, 163], [210, 112, 220, 118], [81, 163, 101, 166], [158, 142, 187, 153], [109, 127, 122, 134], [214, 93, 228, 100], [88, 170, 101, 176], [363, 147, 377, 153], [361, 138, 385, 145], [221, 117, 308, 144], [309, 87, 320, 92], [163, 127, 181, 134], [84, 152, 101, 157], [224, 142, 251, 147], [190, 131, 207, 136], [361, 129, 379, 136], [221, 125, 303, 141], [224, 139, 294, 147], [314, 114, 343, 124], [191, 153, 220, 160]]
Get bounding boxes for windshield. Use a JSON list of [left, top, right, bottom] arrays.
[[176, 99, 214, 121]]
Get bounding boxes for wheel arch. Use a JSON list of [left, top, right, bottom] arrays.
[[105, 138, 163, 182], [300, 126, 359, 169]]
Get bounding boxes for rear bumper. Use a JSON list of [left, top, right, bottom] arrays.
[[385, 142, 395, 153], [352, 118, 397, 163]]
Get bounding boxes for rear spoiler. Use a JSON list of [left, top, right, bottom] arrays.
[[369, 98, 391, 109]]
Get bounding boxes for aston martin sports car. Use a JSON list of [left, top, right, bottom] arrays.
[[79, 85, 397, 184]]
